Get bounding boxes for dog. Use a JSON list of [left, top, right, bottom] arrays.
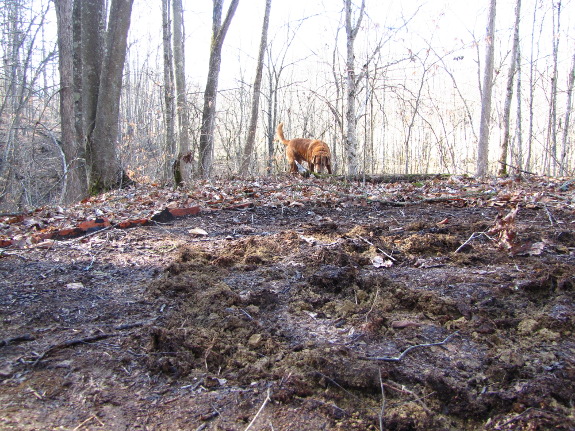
[[275, 123, 332, 174]]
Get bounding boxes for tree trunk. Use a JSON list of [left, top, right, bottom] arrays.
[[343, 0, 365, 176], [172, 0, 192, 184], [88, 0, 134, 194], [80, 0, 104, 142], [498, 0, 521, 177], [240, 0, 271, 175], [476, 0, 496, 178], [514, 43, 523, 171], [72, 0, 83, 148], [560, 53, 575, 176], [54, 0, 87, 203], [545, 1, 561, 176], [161, 0, 176, 183], [526, 0, 539, 172], [199, 0, 240, 178]]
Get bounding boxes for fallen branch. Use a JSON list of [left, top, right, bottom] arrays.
[[0, 334, 35, 348], [360, 331, 459, 362], [32, 333, 121, 365], [32, 319, 153, 366]]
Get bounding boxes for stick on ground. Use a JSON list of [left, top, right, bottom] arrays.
[[360, 331, 459, 362]]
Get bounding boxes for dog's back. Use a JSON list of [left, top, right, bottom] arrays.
[[276, 123, 332, 174]]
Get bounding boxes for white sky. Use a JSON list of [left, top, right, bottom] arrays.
[[129, 0, 539, 89]]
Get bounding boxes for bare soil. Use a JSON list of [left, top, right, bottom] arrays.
[[1, 176, 574, 430]]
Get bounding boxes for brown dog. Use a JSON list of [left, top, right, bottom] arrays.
[[275, 123, 332, 174]]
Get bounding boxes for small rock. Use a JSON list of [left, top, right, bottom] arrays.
[[248, 333, 263, 347], [517, 318, 538, 334]]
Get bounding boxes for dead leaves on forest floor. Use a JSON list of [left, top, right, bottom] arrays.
[[1, 174, 573, 251]]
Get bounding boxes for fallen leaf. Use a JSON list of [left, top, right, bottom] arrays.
[[391, 320, 422, 329], [189, 227, 208, 236], [372, 256, 393, 268]]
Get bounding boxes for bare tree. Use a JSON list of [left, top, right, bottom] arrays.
[[86, 0, 135, 193], [198, 0, 240, 178], [476, 0, 496, 178], [161, 0, 176, 183], [545, 0, 561, 175], [343, 0, 365, 175], [514, 42, 523, 171], [560, 52, 575, 175], [403, 49, 434, 174], [172, 0, 192, 184], [498, 0, 521, 177], [240, 0, 271, 175], [54, 0, 87, 203], [525, 0, 542, 172], [0, 0, 54, 209], [80, 0, 104, 144]]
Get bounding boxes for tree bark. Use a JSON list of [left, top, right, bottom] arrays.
[[88, 0, 134, 193], [199, 0, 240, 178], [54, 0, 87, 203], [560, 53, 575, 176], [172, 0, 192, 184], [526, 0, 539, 172], [72, 0, 83, 148], [514, 43, 523, 171], [240, 0, 271, 175], [545, 1, 561, 176], [476, 0, 496, 178], [498, 0, 521, 177], [343, 0, 365, 176], [162, 0, 176, 183], [80, 0, 104, 141]]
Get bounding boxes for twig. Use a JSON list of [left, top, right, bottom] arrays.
[[357, 235, 396, 261], [381, 381, 434, 415], [360, 331, 459, 362], [244, 387, 271, 431], [494, 407, 534, 429], [378, 369, 386, 431], [494, 407, 564, 430], [455, 232, 494, 253], [72, 415, 104, 431], [365, 288, 380, 322], [543, 205, 556, 226]]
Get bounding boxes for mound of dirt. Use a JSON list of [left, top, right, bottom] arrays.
[[146, 203, 575, 430]]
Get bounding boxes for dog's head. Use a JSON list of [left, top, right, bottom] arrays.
[[311, 154, 331, 173]]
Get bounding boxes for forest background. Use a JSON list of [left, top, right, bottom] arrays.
[[0, 0, 573, 212]]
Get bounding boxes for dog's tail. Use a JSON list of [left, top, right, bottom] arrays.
[[276, 123, 289, 146]]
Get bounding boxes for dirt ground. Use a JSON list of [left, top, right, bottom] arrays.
[[1, 176, 574, 430]]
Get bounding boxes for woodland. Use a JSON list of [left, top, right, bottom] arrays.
[[1, 0, 575, 430], [0, 0, 573, 210]]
